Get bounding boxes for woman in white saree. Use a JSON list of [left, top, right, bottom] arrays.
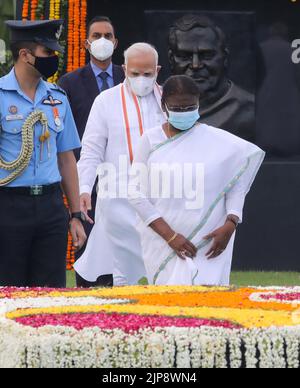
[[128, 75, 265, 286]]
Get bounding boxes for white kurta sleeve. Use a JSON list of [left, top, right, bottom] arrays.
[[225, 174, 246, 223], [128, 133, 162, 226], [77, 95, 108, 195]]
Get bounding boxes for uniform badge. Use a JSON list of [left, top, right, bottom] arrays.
[[9, 106, 18, 115], [56, 25, 63, 40], [54, 117, 61, 127], [44, 95, 62, 128], [42, 98, 63, 106], [6, 106, 23, 121]]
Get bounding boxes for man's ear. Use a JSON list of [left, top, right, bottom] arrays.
[[122, 64, 126, 74], [19, 48, 31, 64], [114, 39, 119, 50], [157, 65, 162, 74], [84, 39, 90, 51]]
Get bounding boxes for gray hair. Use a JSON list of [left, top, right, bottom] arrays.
[[124, 42, 159, 65]]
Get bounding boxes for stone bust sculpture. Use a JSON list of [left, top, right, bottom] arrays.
[[168, 15, 255, 142]]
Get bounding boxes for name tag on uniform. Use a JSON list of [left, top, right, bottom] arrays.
[[6, 114, 24, 121]]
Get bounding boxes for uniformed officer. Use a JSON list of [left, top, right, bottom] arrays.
[[0, 19, 86, 287]]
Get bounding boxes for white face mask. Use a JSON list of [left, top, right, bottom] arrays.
[[88, 38, 114, 61], [128, 75, 157, 97]]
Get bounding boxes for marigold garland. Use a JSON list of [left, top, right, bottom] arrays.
[[73, 0, 80, 70], [30, 0, 38, 20], [79, 0, 87, 67], [49, 0, 61, 21], [22, 0, 30, 20], [67, 0, 87, 72], [49, 0, 55, 20], [48, 0, 62, 84], [63, 195, 76, 270], [67, 0, 74, 72]]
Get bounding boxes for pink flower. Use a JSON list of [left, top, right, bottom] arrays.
[[260, 293, 300, 302], [15, 312, 240, 332]]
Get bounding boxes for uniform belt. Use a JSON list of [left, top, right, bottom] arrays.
[[0, 183, 61, 196]]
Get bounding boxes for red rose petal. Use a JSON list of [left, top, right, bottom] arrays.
[[15, 313, 240, 332]]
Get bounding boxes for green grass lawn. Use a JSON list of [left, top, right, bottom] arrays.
[[66, 271, 300, 288], [231, 272, 300, 287], [66, 271, 76, 288]]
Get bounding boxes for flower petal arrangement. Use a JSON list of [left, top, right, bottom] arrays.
[[0, 286, 300, 368]]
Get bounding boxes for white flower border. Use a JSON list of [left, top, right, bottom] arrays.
[[0, 320, 300, 368], [0, 296, 130, 316]]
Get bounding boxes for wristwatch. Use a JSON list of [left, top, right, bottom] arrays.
[[70, 212, 86, 224], [226, 215, 239, 229]]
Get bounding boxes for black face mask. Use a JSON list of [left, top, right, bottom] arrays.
[[28, 55, 59, 79]]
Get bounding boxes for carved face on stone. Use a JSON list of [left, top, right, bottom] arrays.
[[169, 25, 228, 94]]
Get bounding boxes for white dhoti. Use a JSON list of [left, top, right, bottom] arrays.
[[75, 82, 165, 285], [129, 124, 265, 286], [74, 198, 144, 285]]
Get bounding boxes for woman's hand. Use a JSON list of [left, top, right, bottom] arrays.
[[149, 218, 197, 260], [169, 234, 198, 260], [203, 222, 236, 259]]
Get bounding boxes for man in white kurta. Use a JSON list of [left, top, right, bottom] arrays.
[[75, 43, 165, 285]]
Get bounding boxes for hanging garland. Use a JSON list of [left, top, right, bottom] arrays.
[[66, 0, 74, 72], [22, 0, 30, 20], [63, 195, 76, 271], [30, 0, 38, 20], [48, 0, 62, 83], [53, 0, 61, 20], [80, 0, 87, 67], [73, 0, 80, 70], [67, 0, 87, 72], [21, 0, 88, 270]]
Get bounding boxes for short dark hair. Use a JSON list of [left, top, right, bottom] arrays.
[[87, 16, 116, 37], [10, 41, 38, 62], [162, 75, 201, 102], [169, 14, 228, 54]]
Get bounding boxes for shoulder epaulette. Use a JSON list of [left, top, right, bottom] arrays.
[[50, 83, 67, 96]]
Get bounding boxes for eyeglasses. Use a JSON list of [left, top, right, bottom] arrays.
[[165, 103, 199, 113]]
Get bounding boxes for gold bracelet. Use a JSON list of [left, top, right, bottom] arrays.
[[167, 233, 178, 245]]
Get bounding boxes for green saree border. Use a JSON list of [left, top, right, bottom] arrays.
[[150, 128, 192, 155], [153, 150, 265, 285]]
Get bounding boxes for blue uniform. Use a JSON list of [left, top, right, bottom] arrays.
[[0, 19, 80, 288], [0, 68, 81, 288], [0, 69, 81, 187]]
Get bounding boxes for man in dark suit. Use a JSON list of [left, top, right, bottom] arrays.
[[59, 16, 125, 288]]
